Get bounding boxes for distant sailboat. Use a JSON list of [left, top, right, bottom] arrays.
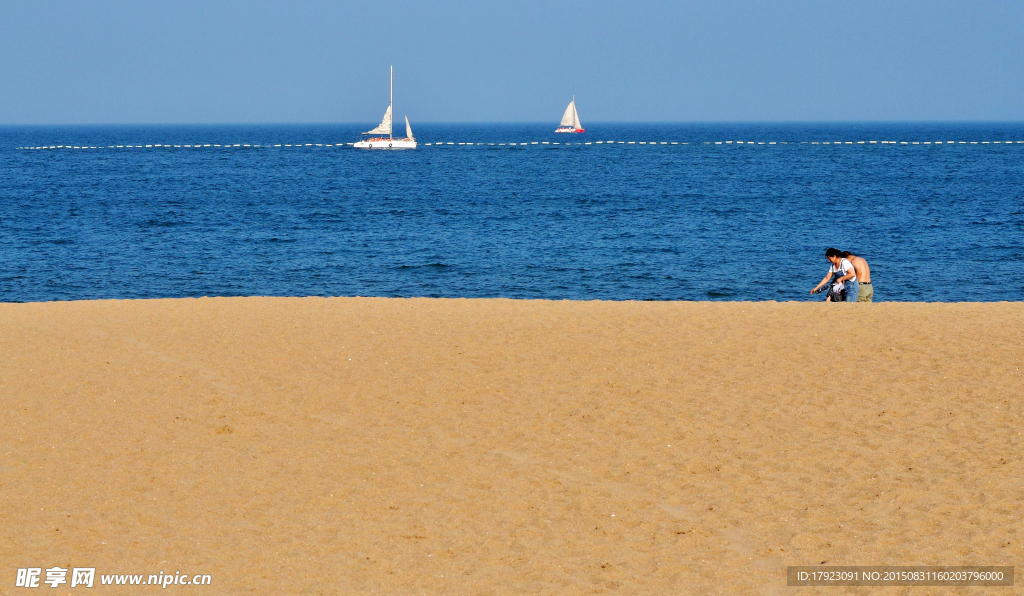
[[354, 66, 417, 149], [554, 97, 585, 133]]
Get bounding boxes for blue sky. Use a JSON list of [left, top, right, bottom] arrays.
[[1, 0, 1022, 124]]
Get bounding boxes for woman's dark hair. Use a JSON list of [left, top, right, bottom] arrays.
[[825, 247, 842, 258], [840, 251, 853, 258]]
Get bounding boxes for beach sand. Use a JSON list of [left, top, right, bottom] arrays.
[[1, 298, 1021, 594]]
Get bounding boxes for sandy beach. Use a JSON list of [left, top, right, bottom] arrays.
[[1, 297, 1021, 594]]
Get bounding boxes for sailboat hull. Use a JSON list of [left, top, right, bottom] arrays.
[[353, 139, 417, 149], [554, 127, 585, 133]]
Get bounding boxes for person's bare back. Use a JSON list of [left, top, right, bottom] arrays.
[[848, 254, 870, 283]]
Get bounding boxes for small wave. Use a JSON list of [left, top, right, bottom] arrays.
[[397, 263, 451, 270], [706, 289, 736, 297], [141, 219, 181, 227]]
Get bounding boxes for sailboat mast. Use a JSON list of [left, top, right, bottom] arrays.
[[390, 66, 394, 140]]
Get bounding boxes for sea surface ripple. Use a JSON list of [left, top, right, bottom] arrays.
[[2, 123, 1023, 302]]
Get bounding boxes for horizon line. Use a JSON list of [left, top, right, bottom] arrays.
[[4, 119, 1024, 128]]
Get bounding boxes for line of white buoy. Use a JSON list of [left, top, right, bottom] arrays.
[[16, 140, 1024, 150]]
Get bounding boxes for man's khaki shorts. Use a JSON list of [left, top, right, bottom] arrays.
[[858, 284, 874, 302]]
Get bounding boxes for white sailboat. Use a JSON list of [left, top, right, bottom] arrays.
[[354, 66, 417, 149], [554, 97, 585, 133]]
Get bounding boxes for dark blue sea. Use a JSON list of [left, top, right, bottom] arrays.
[[2, 123, 1023, 302]]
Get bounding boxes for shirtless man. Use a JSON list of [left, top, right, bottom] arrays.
[[841, 251, 872, 302]]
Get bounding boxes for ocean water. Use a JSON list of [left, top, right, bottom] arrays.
[[1, 123, 1023, 303]]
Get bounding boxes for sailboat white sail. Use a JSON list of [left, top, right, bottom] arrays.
[[354, 66, 417, 149], [365, 105, 392, 136], [559, 102, 577, 128], [555, 97, 585, 133]]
